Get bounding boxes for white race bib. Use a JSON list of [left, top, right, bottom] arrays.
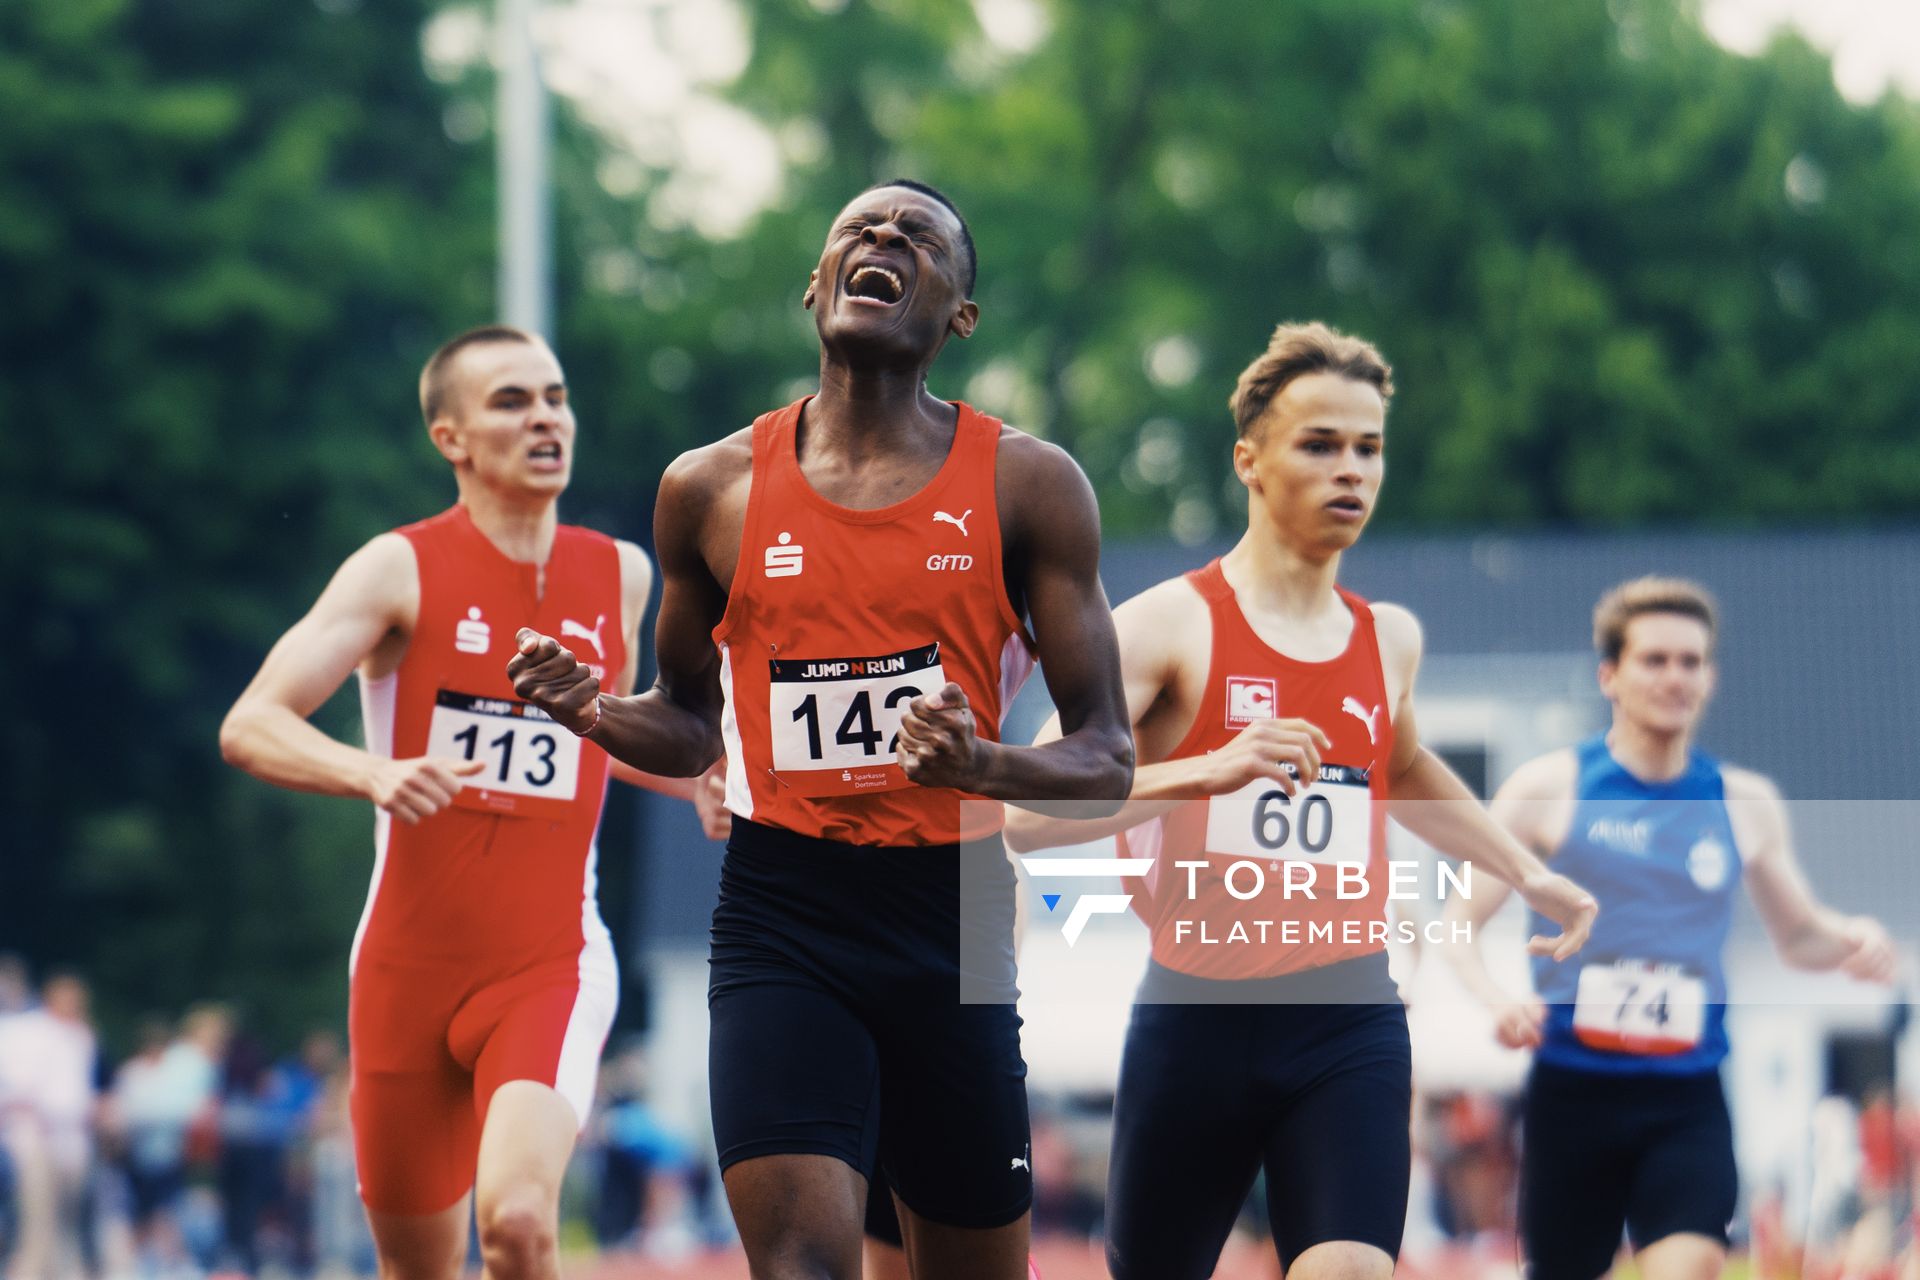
[[1572, 959, 1706, 1055], [425, 690, 581, 814], [767, 643, 946, 796], [1203, 764, 1372, 867]]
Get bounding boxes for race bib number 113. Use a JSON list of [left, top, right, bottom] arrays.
[[424, 690, 581, 816]]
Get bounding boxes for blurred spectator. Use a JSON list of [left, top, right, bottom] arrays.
[[0, 972, 99, 1280], [0, 958, 31, 1016], [1030, 1117, 1099, 1239], [586, 1047, 695, 1257], [109, 1004, 228, 1264], [306, 1065, 370, 1280]]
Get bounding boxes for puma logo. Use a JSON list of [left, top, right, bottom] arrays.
[[561, 614, 607, 660], [1342, 696, 1381, 745], [933, 508, 971, 538], [1010, 1155, 1030, 1172]]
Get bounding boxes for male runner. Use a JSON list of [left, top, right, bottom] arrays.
[[1003, 321, 1599, 1280], [1448, 576, 1897, 1280], [509, 179, 1131, 1280], [221, 326, 694, 1280]]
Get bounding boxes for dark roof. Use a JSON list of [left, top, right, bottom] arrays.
[[1103, 529, 1920, 801]]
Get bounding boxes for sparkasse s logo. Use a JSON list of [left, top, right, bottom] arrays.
[[455, 607, 491, 655], [1225, 676, 1276, 727], [764, 532, 804, 578]]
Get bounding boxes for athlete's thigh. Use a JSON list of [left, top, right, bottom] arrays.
[[1261, 1009, 1412, 1271], [1633, 1232, 1728, 1280], [364, 1195, 471, 1280], [722, 1153, 866, 1280], [472, 1081, 581, 1220], [1520, 1066, 1636, 1280], [709, 978, 882, 1178], [896, 1203, 1031, 1280], [1105, 1004, 1265, 1280], [458, 943, 619, 1129], [873, 999, 1031, 1233], [350, 965, 478, 1217], [1625, 1078, 1736, 1259]]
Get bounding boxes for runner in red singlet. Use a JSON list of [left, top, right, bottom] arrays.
[[1005, 321, 1598, 1280], [509, 180, 1132, 1280], [220, 327, 719, 1280]]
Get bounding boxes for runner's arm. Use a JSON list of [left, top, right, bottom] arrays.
[[604, 538, 700, 799], [1002, 582, 1328, 851], [1440, 755, 1575, 1047], [957, 441, 1133, 813], [514, 451, 727, 775], [1736, 769, 1896, 980], [219, 534, 483, 818], [1376, 605, 1595, 960]]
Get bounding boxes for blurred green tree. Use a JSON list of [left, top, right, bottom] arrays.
[[0, 0, 492, 1044]]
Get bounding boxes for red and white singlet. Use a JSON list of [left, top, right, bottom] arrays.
[[1121, 560, 1394, 979], [353, 504, 626, 972], [714, 398, 1035, 846]]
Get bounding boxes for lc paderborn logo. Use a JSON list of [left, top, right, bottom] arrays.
[[1225, 676, 1276, 727], [764, 532, 803, 578]]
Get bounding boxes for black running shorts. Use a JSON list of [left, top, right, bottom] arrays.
[[1520, 1060, 1736, 1279], [1105, 955, 1412, 1278], [708, 817, 1031, 1230]]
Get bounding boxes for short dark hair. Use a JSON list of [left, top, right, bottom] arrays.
[[419, 325, 541, 427], [1229, 321, 1394, 438], [1593, 577, 1718, 663], [862, 178, 977, 297]]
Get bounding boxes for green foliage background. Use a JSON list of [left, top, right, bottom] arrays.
[[6, 0, 1919, 1045]]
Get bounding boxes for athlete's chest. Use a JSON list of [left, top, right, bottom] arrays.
[[1564, 795, 1739, 899], [413, 560, 621, 689], [709, 466, 1009, 601]]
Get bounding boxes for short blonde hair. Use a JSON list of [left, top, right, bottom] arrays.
[[418, 325, 541, 427], [1593, 576, 1718, 663], [1229, 321, 1394, 438]]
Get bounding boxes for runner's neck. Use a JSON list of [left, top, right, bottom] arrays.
[[458, 485, 559, 575], [1221, 530, 1346, 625], [805, 366, 955, 464], [1604, 720, 1692, 784]]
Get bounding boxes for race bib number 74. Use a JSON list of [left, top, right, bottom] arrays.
[[767, 642, 945, 796], [1572, 959, 1706, 1056]]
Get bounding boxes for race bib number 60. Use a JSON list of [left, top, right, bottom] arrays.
[[767, 642, 945, 796], [1202, 764, 1372, 867], [425, 690, 581, 816]]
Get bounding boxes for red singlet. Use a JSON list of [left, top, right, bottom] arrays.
[[348, 504, 624, 1214], [714, 398, 1034, 846], [1121, 559, 1394, 979]]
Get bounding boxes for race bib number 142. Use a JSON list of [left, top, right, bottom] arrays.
[[767, 643, 945, 796]]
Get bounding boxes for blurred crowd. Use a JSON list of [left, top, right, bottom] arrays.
[[0, 958, 717, 1280], [4, 951, 1914, 1280]]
